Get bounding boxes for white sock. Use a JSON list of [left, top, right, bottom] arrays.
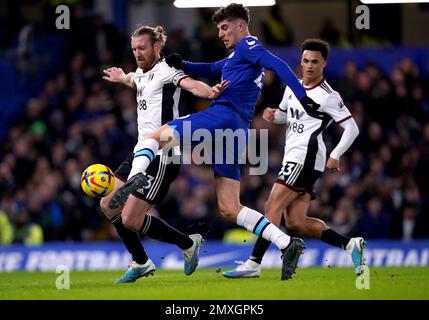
[[129, 139, 159, 178], [245, 259, 261, 268], [237, 206, 290, 250]]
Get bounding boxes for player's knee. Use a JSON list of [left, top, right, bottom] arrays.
[[121, 213, 139, 232]]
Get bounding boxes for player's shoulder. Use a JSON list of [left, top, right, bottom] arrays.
[[236, 36, 262, 52], [319, 80, 342, 100], [320, 82, 347, 110], [158, 59, 175, 72]]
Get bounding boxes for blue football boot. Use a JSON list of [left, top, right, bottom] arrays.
[[114, 259, 155, 283]]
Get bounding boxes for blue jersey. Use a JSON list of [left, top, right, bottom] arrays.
[[182, 36, 306, 124]]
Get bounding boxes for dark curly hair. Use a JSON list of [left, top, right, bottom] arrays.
[[301, 39, 330, 60], [212, 3, 250, 24]]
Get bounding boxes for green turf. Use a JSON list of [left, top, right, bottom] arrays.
[[0, 267, 428, 300]]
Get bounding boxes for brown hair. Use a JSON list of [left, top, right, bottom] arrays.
[[131, 25, 167, 48], [301, 39, 330, 60], [212, 3, 250, 24]]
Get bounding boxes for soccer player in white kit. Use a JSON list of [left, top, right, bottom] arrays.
[[100, 25, 228, 283], [223, 39, 366, 278]]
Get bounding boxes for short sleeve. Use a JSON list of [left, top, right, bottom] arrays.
[[324, 92, 352, 123]]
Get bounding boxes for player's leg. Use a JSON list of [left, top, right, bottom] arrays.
[[284, 192, 327, 238], [215, 176, 304, 280], [108, 124, 178, 210], [222, 183, 301, 278], [122, 154, 201, 276], [100, 179, 155, 283], [285, 193, 366, 275]]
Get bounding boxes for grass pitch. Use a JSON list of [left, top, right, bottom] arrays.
[[0, 267, 428, 300]]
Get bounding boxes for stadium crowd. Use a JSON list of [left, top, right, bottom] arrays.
[[1, 6, 429, 245]]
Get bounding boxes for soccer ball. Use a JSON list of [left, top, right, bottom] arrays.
[[81, 164, 115, 198]]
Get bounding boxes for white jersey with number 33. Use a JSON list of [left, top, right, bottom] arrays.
[[280, 79, 352, 172]]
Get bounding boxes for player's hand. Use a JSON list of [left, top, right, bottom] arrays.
[[326, 157, 340, 172], [208, 80, 229, 99], [299, 95, 321, 116], [262, 107, 276, 122], [103, 67, 126, 83], [166, 53, 183, 69]]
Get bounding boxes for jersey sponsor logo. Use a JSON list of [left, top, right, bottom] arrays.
[[289, 107, 305, 120], [137, 86, 145, 97]]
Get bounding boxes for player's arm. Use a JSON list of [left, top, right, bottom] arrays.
[[325, 94, 359, 172], [179, 77, 229, 99], [103, 67, 135, 89], [237, 41, 320, 114], [166, 53, 226, 78]]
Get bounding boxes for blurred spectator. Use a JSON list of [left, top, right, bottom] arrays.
[[163, 27, 193, 59], [0, 208, 13, 245], [261, 4, 294, 46], [194, 8, 227, 62], [357, 196, 391, 239], [13, 207, 43, 245], [319, 18, 350, 48], [337, 61, 358, 103]]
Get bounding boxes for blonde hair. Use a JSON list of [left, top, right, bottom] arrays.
[[131, 25, 167, 48]]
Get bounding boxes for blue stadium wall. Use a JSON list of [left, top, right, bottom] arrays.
[[0, 240, 428, 271]]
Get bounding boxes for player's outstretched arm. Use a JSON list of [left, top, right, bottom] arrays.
[[103, 67, 135, 88], [257, 50, 321, 115], [180, 77, 229, 99], [166, 53, 226, 79]]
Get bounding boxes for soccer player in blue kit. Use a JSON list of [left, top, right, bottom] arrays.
[[109, 3, 321, 280]]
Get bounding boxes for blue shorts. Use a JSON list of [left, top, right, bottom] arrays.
[[168, 104, 249, 180]]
